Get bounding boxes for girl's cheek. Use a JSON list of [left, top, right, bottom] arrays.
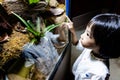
[[80, 39, 86, 47], [80, 32, 85, 40]]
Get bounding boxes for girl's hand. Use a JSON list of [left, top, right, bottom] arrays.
[[65, 15, 78, 45], [63, 22, 76, 35], [65, 15, 76, 33], [60, 15, 75, 34]]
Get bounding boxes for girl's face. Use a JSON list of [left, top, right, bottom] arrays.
[[80, 24, 99, 50]]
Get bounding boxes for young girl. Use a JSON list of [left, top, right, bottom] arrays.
[[67, 13, 120, 80]]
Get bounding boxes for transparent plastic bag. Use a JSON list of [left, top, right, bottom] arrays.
[[22, 32, 59, 77]]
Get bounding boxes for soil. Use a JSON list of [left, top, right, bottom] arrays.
[[0, 29, 30, 67]]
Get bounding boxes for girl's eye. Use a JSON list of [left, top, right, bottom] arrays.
[[87, 33, 90, 36]]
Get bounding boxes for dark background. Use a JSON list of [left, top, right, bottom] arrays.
[[71, 0, 120, 17]]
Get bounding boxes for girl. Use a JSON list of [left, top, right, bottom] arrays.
[[67, 13, 120, 80]]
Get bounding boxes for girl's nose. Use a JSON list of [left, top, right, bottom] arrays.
[[80, 33, 84, 40]]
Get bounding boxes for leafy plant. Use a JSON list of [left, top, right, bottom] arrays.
[[12, 12, 59, 44]]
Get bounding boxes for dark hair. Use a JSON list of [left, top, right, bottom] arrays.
[[89, 13, 120, 58]]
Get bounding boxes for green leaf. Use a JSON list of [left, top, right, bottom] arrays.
[[12, 12, 39, 36], [12, 12, 30, 28], [36, 17, 41, 33], [45, 24, 59, 32], [31, 38, 37, 44], [29, 0, 40, 4], [27, 20, 35, 29]]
